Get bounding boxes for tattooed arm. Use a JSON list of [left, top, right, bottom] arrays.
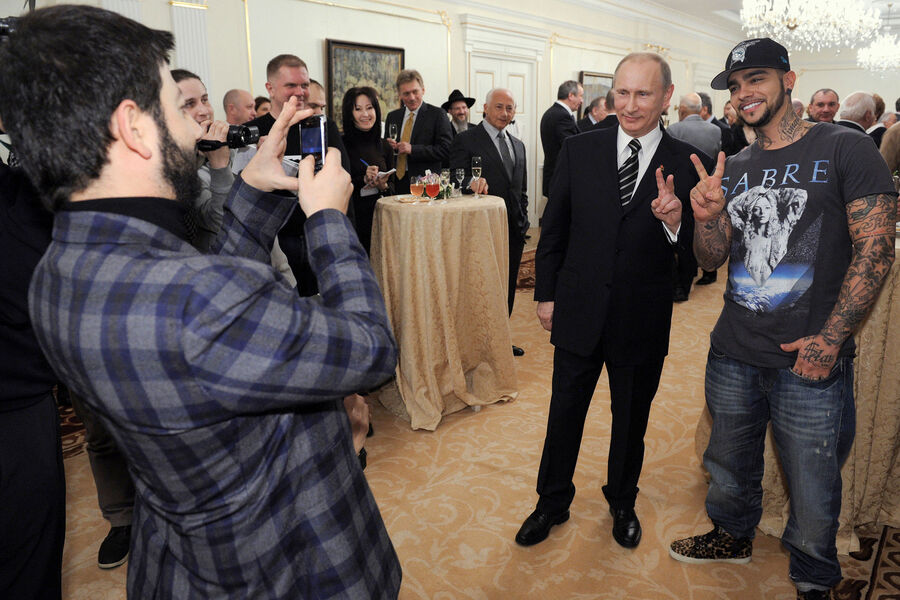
[[689, 151, 732, 270], [780, 193, 897, 378]]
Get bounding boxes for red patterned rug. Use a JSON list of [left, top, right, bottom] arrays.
[[59, 403, 87, 460], [517, 248, 535, 289]]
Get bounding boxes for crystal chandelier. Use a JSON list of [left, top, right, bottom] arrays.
[[740, 0, 880, 52], [857, 4, 900, 72]]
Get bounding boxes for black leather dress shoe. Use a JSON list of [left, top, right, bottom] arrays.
[[512, 345, 525, 357], [610, 507, 641, 548], [673, 287, 689, 303], [696, 271, 717, 285], [515, 509, 569, 546]]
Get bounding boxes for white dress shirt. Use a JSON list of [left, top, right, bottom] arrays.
[[616, 125, 679, 241], [556, 100, 577, 121]]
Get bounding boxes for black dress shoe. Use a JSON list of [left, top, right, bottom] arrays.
[[512, 345, 525, 356], [515, 508, 569, 546], [696, 270, 717, 285], [610, 507, 641, 548], [673, 287, 689, 303]]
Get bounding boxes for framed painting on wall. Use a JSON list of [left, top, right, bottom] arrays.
[[326, 39, 405, 132], [578, 71, 613, 120]]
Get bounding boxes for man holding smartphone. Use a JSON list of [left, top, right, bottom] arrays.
[[0, 7, 401, 597]]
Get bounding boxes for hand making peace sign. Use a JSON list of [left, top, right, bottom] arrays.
[[688, 151, 727, 223]]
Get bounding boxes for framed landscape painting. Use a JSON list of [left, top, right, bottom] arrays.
[[327, 39, 405, 132], [578, 71, 613, 119]]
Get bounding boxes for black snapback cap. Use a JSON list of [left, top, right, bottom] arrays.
[[711, 38, 791, 90]]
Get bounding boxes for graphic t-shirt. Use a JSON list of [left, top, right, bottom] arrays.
[[710, 123, 896, 368]]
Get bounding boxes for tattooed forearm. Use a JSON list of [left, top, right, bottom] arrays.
[[693, 212, 732, 271], [819, 193, 896, 346]]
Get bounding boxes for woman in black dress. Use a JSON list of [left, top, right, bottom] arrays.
[[341, 87, 394, 255]]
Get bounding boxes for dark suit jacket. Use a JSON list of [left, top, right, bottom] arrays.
[[449, 122, 528, 241], [869, 124, 886, 148], [384, 102, 452, 192], [577, 116, 595, 133], [836, 120, 867, 134], [535, 125, 708, 363], [449, 121, 471, 138], [596, 114, 619, 130], [540, 102, 579, 197]]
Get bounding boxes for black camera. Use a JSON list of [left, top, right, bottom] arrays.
[[196, 124, 260, 152], [0, 17, 18, 42]]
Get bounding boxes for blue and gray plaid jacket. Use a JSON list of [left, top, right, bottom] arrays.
[[29, 179, 401, 598]]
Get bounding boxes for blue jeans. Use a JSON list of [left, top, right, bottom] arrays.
[[702, 347, 855, 590]]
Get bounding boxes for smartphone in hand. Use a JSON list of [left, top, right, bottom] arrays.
[[299, 115, 327, 173]]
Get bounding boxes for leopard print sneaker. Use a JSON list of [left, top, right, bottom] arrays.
[[669, 525, 752, 564]]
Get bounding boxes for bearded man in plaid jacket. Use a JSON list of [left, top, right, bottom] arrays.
[[0, 6, 401, 598]]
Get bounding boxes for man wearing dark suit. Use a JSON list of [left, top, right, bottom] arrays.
[[540, 80, 583, 198], [836, 91, 876, 136], [450, 89, 528, 356], [595, 90, 619, 130], [807, 88, 840, 123], [385, 69, 453, 195], [577, 96, 607, 132], [443, 89, 475, 138], [516, 52, 709, 550]]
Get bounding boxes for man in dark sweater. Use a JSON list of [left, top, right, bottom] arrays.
[[244, 54, 352, 296], [0, 151, 65, 600]]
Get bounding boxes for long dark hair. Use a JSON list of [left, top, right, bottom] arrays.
[[341, 87, 382, 144]]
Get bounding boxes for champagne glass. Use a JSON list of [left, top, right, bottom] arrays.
[[454, 168, 465, 195], [425, 174, 440, 204], [439, 169, 451, 203], [471, 156, 482, 199], [389, 123, 398, 159], [409, 175, 425, 201]]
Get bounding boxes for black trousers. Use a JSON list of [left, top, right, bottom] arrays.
[[0, 393, 65, 600], [507, 234, 525, 316], [536, 345, 665, 513]]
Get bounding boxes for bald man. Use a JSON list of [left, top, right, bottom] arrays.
[[223, 88, 257, 125]]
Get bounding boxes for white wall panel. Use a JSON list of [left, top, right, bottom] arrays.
[[171, 3, 211, 89]]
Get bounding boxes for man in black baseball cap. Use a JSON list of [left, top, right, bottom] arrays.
[[443, 89, 475, 138], [669, 37, 897, 600], [709, 37, 790, 91]]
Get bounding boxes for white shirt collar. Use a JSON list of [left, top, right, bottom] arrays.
[[555, 100, 576, 118], [616, 125, 663, 163], [481, 119, 505, 138], [403, 105, 421, 121]]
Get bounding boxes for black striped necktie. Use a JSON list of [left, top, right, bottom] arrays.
[[618, 138, 641, 206]]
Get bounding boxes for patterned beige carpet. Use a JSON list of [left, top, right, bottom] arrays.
[[60, 266, 893, 599]]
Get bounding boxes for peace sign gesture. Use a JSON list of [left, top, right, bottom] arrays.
[[650, 166, 681, 233], [689, 151, 727, 223]]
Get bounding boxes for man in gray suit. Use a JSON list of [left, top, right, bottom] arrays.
[[668, 93, 722, 158], [668, 92, 722, 287]]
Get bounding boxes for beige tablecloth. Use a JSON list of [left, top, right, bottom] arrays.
[[370, 195, 518, 430], [695, 239, 900, 553]]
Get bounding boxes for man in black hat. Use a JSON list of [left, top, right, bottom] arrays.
[[669, 37, 896, 600], [443, 89, 475, 138]]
